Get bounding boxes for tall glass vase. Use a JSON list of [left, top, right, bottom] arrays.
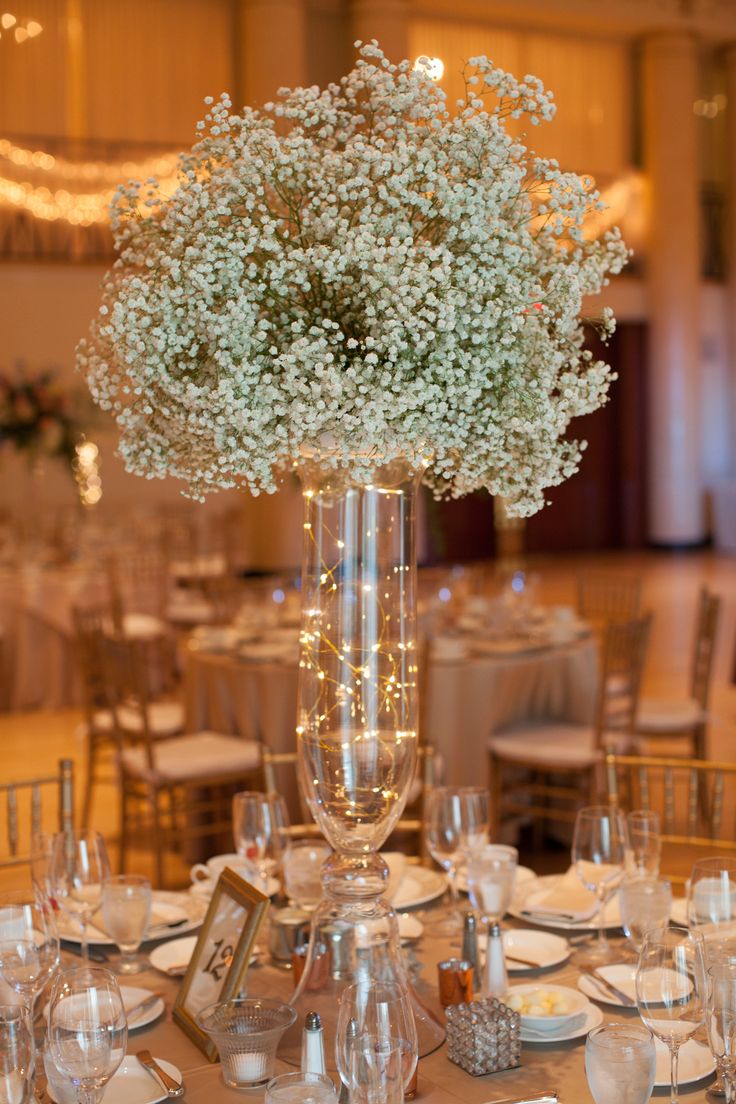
[[281, 457, 444, 1065]]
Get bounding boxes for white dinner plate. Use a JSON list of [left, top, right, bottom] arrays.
[[654, 1038, 715, 1087], [98, 1056, 182, 1104], [456, 865, 537, 895], [58, 892, 207, 946], [577, 962, 637, 1007], [510, 875, 622, 931], [43, 985, 165, 1031], [190, 875, 279, 901], [149, 935, 198, 976], [391, 867, 447, 910], [502, 929, 570, 972], [520, 999, 602, 1043]]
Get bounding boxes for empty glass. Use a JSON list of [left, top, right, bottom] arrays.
[[466, 845, 518, 926], [572, 805, 627, 963], [48, 831, 111, 960], [0, 1005, 33, 1104], [585, 1022, 656, 1104], [625, 810, 661, 877], [282, 842, 332, 909], [335, 982, 418, 1099], [619, 875, 672, 952], [688, 857, 736, 938], [424, 786, 489, 932], [636, 925, 707, 1104], [349, 1036, 404, 1104], [100, 875, 152, 974], [0, 891, 60, 1016], [705, 962, 736, 1103], [47, 966, 127, 1104], [232, 793, 290, 887]]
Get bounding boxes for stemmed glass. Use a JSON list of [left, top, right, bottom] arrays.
[[706, 962, 736, 1103], [466, 845, 517, 931], [625, 811, 661, 876], [48, 831, 111, 961], [688, 857, 736, 937], [232, 793, 290, 889], [100, 875, 152, 975], [335, 981, 418, 1102], [572, 805, 627, 963], [0, 890, 60, 1018], [424, 786, 489, 933], [47, 966, 128, 1104], [0, 1005, 34, 1104], [585, 1022, 656, 1104], [619, 875, 672, 954], [636, 925, 707, 1104]]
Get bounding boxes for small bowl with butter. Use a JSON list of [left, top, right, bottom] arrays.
[[505, 983, 588, 1031]]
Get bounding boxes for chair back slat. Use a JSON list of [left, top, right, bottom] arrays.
[[691, 588, 721, 708], [31, 784, 42, 840], [639, 763, 650, 810], [687, 769, 698, 834], [664, 767, 675, 834], [713, 770, 725, 836], [7, 787, 18, 856]]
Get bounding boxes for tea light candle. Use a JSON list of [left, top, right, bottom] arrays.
[[227, 1050, 269, 1085]]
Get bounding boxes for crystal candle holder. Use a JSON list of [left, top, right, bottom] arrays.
[[445, 997, 522, 1077]]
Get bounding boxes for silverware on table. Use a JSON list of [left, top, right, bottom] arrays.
[[126, 992, 163, 1025], [135, 1050, 184, 1098], [490, 1091, 558, 1104], [579, 964, 635, 1007]]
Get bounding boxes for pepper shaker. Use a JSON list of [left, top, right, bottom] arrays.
[[462, 912, 481, 991]]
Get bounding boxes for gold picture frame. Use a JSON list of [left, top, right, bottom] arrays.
[[172, 867, 269, 1059]]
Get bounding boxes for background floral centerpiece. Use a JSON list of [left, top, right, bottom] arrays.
[[78, 42, 627, 514], [0, 366, 87, 466]]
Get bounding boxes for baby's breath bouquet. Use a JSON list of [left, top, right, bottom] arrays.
[[79, 43, 627, 515]]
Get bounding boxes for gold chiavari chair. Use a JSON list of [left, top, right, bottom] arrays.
[[0, 759, 74, 873], [488, 614, 651, 839], [635, 587, 722, 759], [576, 572, 642, 625], [605, 750, 736, 885], [103, 635, 262, 888]]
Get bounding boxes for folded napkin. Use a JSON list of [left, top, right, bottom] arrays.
[[382, 852, 407, 903], [521, 867, 599, 923]]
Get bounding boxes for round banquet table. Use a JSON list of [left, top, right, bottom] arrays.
[[184, 635, 599, 787], [49, 891, 713, 1104]]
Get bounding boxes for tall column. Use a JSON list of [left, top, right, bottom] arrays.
[[724, 43, 736, 475], [234, 0, 307, 108], [642, 33, 703, 545], [349, 0, 408, 64]]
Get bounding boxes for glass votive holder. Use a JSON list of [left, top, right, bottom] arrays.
[[265, 1071, 338, 1104], [196, 998, 297, 1088], [437, 958, 473, 1008]]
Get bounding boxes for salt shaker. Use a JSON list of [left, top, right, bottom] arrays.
[[462, 912, 481, 990], [301, 1010, 326, 1076], [482, 921, 508, 999]]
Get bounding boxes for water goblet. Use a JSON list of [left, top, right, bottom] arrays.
[[636, 925, 707, 1104], [48, 831, 111, 960], [688, 857, 736, 937], [233, 792, 290, 887], [625, 810, 661, 877], [705, 962, 736, 1103], [282, 842, 332, 909], [466, 844, 517, 926], [335, 981, 417, 1099], [619, 875, 672, 953], [100, 875, 152, 974], [47, 966, 127, 1104], [0, 891, 60, 1018], [585, 1022, 656, 1104], [424, 786, 489, 933], [572, 805, 627, 963], [0, 1005, 33, 1104]]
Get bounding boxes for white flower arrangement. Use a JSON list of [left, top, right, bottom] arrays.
[[78, 43, 628, 515]]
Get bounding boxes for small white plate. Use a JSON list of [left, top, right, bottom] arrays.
[[456, 865, 537, 896], [43, 986, 164, 1030], [98, 1056, 182, 1104], [392, 867, 447, 910], [509, 983, 589, 1031], [502, 929, 570, 972], [578, 962, 636, 1007], [149, 935, 198, 976], [58, 892, 207, 946], [520, 1000, 602, 1043], [398, 914, 424, 942], [654, 1038, 715, 1087]]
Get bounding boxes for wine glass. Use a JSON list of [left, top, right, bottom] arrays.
[[0, 1005, 33, 1104], [48, 831, 111, 960], [349, 1036, 404, 1104], [335, 981, 418, 1100], [30, 832, 55, 904], [585, 1022, 656, 1104], [625, 810, 661, 876], [424, 786, 489, 933], [619, 875, 672, 953], [636, 925, 707, 1104], [100, 875, 152, 975], [0, 890, 60, 1017], [706, 962, 736, 1103], [572, 805, 627, 963], [232, 793, 289, 888], [47, 966, 128, 1104], [688, 857, 736, 940]]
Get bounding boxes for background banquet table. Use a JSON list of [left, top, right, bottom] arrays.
[[70, 904, 713, 1104], [184, 636, 599, 787]]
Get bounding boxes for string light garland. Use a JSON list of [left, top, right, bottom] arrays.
[[0, 136, 179, 184]]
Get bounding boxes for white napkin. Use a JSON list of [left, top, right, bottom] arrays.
[[521, 867, 599, 923], [382, 852, 407, 902]]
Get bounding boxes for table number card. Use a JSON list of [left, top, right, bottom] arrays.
[[173, 867, 269, 1059]]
